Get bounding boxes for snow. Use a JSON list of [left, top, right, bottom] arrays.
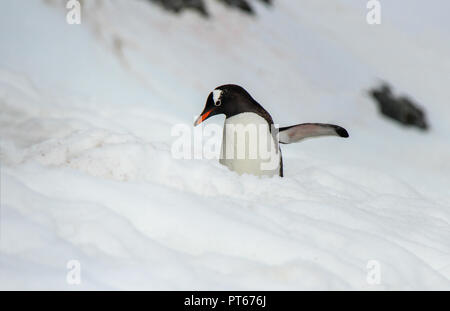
[[1, 0, 449, 290]]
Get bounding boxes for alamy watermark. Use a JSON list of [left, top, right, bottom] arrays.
[[66, 259, 81, 285], [171, 121, 281, 171], [366, 0, 381, 25], [66, 0, 81, 25], [366, 260, 381, 285]]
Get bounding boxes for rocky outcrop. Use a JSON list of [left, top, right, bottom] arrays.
[[370, 84, 429, 130], [148, 0, 271, 17], [149, 0, 208, 17]]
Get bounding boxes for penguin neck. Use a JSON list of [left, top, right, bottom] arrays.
[[223, 112, 273, 130], [226, 102, 274, 127]]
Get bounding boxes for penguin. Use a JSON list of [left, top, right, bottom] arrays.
[[194, 84, 349, 177]]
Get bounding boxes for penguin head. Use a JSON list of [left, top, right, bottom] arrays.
[[194, 84, 258, 126]]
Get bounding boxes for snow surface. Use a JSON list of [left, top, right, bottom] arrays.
[[1, 0, 449, 290]]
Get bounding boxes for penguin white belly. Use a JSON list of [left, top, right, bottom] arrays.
[[219, 112, 280, 177]]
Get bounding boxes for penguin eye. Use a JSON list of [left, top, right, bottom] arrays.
[[214, 99, 222, 107]]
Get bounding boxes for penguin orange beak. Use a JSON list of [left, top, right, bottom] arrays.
[[194, 108, 214, 126]]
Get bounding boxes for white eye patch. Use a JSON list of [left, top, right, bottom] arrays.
[[212, 89, 223, 105]]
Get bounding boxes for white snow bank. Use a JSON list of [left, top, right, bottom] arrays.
[[0, 0, 449, 290]]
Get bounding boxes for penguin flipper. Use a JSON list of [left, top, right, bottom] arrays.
[[279, 123, 349, 144]]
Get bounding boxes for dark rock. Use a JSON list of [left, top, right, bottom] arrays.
[[149, 0, 209, 17], [370, 84, 429, 130], [148, 0, 271, 17], [218, 0, 254, 15]]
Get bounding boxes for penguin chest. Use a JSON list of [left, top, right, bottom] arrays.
[[219, 112, 280, 177]]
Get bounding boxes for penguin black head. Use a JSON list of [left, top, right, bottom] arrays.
[[194, 84, 268, 126]]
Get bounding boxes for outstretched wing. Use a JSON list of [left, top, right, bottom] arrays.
[[279, 123, 349, 144]]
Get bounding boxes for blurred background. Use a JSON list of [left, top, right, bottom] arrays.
[[0, 0, 449, 290]]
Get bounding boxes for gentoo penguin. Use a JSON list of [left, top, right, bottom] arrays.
[[194, 84, 349, 177]]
